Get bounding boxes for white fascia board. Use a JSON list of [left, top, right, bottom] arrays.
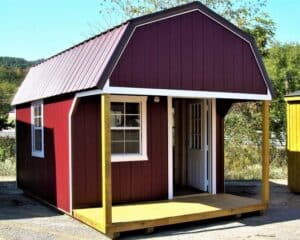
[[102, 80, 272, 101], [75, 89, 103, 98]]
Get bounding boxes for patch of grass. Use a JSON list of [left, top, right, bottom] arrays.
[[225, 162, 287, 180], [224, 102, 287, 181], [225, 141, 287, 180], [0, 158, 15, 176], [0, 137, 16, 176]]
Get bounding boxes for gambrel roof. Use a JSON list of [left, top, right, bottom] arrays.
[[12, 1, 273, 105]]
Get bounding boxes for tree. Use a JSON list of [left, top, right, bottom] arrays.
[[264, 43, 300, 144], [99, 0, 275, 56], [0, 62, 30, 130]]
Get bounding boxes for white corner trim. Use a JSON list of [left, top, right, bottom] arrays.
[[103, 80, 272, 100], [68, 90, 102, 213], [167, 96, 173, 200], [68, 96, 78, 214], [211, 99, 217, 194]]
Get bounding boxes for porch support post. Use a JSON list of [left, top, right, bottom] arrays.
[[101, 94, 112, 229], [262, 101, 270, 206]]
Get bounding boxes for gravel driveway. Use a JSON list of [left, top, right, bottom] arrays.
[[1, 177, 300, 240]]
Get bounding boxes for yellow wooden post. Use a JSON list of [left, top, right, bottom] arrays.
[[101, 94, 112, 230], [262, 101, 270, 206]]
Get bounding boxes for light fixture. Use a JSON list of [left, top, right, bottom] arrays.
[[154, 96, 160, 103]]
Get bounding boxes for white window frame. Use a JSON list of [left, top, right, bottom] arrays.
[[31, 100, 44, 158], [110, 95, 148, 162]]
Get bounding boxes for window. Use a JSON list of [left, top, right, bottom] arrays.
[[31, 101, 44, 158], [190, 103, 202, 150], [110, 96, 147, 162]]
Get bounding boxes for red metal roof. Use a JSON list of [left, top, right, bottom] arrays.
[[12, 24, 128, 105]]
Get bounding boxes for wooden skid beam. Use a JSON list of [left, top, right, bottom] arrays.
[[262, 101, 270, 206], [101, 94, 112, 230]]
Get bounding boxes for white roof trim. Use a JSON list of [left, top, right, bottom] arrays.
[[102, 80, 271, 100]]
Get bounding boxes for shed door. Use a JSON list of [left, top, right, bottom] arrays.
[[187, 101, 207, 191]]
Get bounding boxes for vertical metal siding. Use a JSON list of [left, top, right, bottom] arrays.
[[286, 101, 300, 152], [110, 11, 267, 94]]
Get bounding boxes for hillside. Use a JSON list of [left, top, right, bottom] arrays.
[[0, 57, 39, 129], [0, 57, 40, 69]]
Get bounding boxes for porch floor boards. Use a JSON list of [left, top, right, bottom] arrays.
[[73, 193, 266, 234]]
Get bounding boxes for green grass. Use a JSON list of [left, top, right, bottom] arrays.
[[0, 158, 15, 176], [225, 142, 287, 180], [0, 137, 16, 176]]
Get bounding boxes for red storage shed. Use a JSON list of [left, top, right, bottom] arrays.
[[13, 2, 273, 238]]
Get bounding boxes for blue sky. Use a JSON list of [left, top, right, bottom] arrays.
[[0, 0, 299, 61]]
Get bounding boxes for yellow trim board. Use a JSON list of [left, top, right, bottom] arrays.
[[285, 96, 300, 102]]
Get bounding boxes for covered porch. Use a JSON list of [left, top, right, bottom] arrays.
[[72, 95, 271, 238]]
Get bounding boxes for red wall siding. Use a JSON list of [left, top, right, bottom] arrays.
[[71, 96, 168, 206], [110, 11, 267, 94], [16, 96, 73, 212], [72, 96, 102, 209], [112, 96, 168, 203]]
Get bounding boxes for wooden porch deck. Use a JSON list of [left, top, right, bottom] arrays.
[[73, 193, 266, 236]]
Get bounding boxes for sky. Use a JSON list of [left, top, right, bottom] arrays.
[[0, 0, 299, 61]]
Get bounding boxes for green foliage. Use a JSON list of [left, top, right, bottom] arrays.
[[0, 57, 35, 130], [225, 102, 287, 180], [0, 57, 39, 69], [225, 103, 262, 180], [0, 137, 15, 162], [264, 43, 300, 144], [0, 137, 16, 176]]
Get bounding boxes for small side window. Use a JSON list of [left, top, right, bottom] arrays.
[[31, 101, 44, 158]]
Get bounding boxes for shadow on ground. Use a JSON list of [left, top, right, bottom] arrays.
[[0, 180, 61, 220], [121, 180, 300, 239], [1, 179, 300, 239]]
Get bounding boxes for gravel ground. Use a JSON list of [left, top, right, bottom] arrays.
[[1, 177, 300, 240]]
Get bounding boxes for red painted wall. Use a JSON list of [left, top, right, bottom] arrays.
[[71, 96, 168, 207], [110, 11, 266, 94], [72, 96, 102, 209], [16, 96, 73, 212], [112, 96, 168, 203]]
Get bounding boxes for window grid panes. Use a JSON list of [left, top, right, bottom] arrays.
[[32, 102, 44, 155], [111, 102, 141, 154], [190, 103, 201, 150]]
